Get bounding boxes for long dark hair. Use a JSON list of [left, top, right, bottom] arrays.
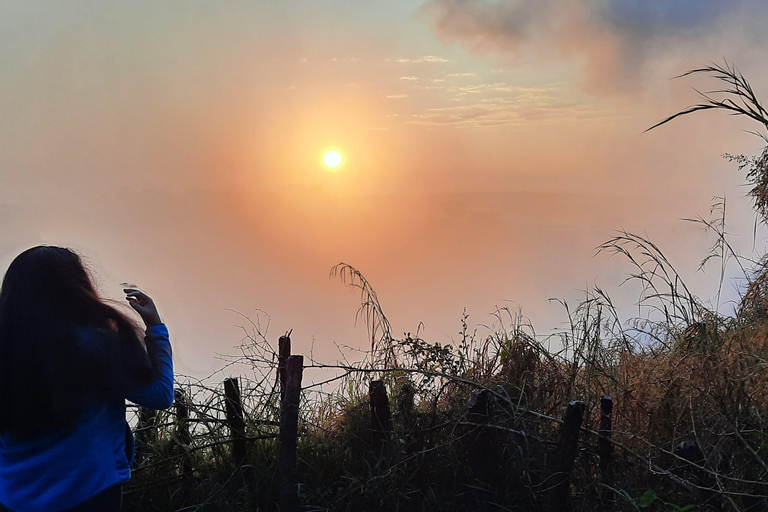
[[0, 246, 150, 438]]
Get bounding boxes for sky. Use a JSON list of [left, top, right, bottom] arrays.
[[2, 1, 768, 380]]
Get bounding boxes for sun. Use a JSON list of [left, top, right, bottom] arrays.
[[323, 149, 343, 169]]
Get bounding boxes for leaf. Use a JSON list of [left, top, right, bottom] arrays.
[[637, 490, 659, 509]]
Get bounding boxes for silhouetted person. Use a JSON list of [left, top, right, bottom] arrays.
[[0, 246, 174, 512]]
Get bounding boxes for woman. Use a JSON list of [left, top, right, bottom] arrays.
[[0, 246, 174, 512]]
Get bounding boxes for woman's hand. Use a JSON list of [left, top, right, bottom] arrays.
[[124, 288, 163, 327]]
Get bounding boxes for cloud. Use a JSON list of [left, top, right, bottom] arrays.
[[405, 81, 610, 127], [420, 0, 768, 94], [407, 101, 609, 127], [397, 55, 450, 63], [423, 0, 552, 51], [603, 1, 734, 33]]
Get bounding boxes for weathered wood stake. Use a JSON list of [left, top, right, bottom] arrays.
[[369, 380, 392, 446], [466, 388, 491, 423], [546, 400, 586, 512], [278, 355, 303, 512], [134, 406, 158, 466], [599, 396, 614, 507], [465, 389, 498, 499], [224, 377, 247, 467], [174, 389, 192, 447], [278, 333, 292, 399], [598, 396, 613, 472], [174, 389, 192, 476]]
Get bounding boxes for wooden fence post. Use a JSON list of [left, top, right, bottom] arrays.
[[278, 333, 292, 399], [466, 388, 491, 422], [546, 400, 586, 512], [465, 389, 498, 502], [369, 380, 392, 447], [174, 389, 192, 446], [224, 377, 247, 467], [598, 396, 613, 471], [278, 355, 303, 512], [134, 406, 158, 466], [599, 396, 614, 507], [174, 389, 192, 476]]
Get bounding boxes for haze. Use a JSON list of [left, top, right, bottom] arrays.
[[2, 1, 768, 378]]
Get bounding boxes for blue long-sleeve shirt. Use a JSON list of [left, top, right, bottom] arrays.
[[0, 324, 173, 512]]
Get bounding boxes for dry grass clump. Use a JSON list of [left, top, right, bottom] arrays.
[[122, 260, 768, 511], [122, 257, 768, 510]]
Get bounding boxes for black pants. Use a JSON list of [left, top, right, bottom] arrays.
[[0, 484, 122, 512]]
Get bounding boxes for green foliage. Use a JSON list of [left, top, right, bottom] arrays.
[[634, 490, 697, 512]]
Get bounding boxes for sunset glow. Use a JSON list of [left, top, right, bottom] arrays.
[[1, 0, 766, 381]]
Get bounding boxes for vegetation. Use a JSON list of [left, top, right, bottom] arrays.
[[124, 62, 768, 511]]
